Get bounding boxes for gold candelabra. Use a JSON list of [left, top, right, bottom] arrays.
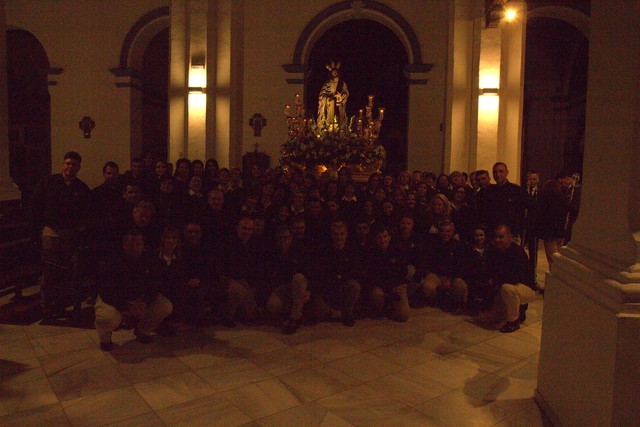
[[281, 93, 386, 173], [355, 95, 384, 145], [284, 93, 384, 141], [284, 94, 312, 137]]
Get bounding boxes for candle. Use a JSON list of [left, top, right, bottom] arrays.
[[368, 95, 374, 106], [285, 105, 291, 116], [295, 94, 301, 105], [378, 108, 385, 120]]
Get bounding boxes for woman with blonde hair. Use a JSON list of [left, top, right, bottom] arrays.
[[425, 193, 453, 237]]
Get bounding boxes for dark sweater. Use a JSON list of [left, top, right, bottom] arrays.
[[98, 252, 159, 311], [486, 244, 535, 290], [30, 174, 91, 231]]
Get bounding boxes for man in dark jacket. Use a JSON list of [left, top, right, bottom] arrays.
[[218, 215, 262, 327], [482, 224, 537, 333], [30, 151, 92, 317], [422, 220, 469, 311], [265, 225, 311, 334], [308, 220, 361, 327], [365, 225, 410, 322], [94, 228, 173, 351], [489, 162, 526, 238]]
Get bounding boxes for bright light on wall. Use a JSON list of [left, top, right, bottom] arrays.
[[504, 9, 517, 22], [479, 75, 500, 91], [189, 67, 206, 89], [478, 94, 499, 119], [188, 92, 207, 109]]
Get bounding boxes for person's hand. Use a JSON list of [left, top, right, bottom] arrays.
[[187, 278, 201, 288]]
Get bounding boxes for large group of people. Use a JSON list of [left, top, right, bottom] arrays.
[[28, 151, 580, 352]]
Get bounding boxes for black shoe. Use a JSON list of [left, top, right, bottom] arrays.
[[518, 304, 528, 323], [134, 328, 153, 344], [500, 320, 520, 333], [342, 315, 355, 327], [282, 318, 300, 335], [99, 341, 114, 352]]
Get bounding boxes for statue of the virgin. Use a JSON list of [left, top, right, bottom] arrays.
[[317, 61, 349, 130]]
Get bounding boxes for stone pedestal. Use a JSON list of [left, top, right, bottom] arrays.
[[535, 1, 640, 425]]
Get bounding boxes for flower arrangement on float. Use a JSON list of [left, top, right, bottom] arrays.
[[280, 94, 386, 175]]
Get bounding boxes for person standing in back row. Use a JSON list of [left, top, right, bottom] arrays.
[[30, 151, 91, 318]]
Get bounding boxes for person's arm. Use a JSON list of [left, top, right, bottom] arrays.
[[515, 248, 535, 289]]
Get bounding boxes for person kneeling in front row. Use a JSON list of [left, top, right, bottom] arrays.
[[478, 224, 537, 333], [365, 225, 410, 322], [94, 228, 172, 351], [265, 225, 312, 334]]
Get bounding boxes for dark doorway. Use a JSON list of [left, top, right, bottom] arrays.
[[141, 28, 169, 161], [6, 29, 51, 201], [522, 17, 588, 183], [306, 20, 409, 173]]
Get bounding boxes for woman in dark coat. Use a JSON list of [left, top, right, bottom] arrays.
[[536, 179, 570, 265]]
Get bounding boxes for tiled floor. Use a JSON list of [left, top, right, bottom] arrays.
[[1, 252, 550, 426]]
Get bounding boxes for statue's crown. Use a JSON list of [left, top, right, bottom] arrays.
[[325, 61, 341, 71]]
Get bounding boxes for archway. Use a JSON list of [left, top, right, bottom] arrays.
[[110, 7, 169, 159], [141, 28, 169, 161], [6, 29, 51, 200], [306, 20, 409, 173], [522, 16, 589, 183]]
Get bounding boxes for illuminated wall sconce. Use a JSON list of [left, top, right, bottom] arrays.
[[485, 1, 517, 27], [480, 88, 499, 96], [191, 54, 205, 69], [504, 9, 517, 22], [189, 54, 207, 93]]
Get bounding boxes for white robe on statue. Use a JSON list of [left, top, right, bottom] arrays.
[[317, 77, 349, 130]]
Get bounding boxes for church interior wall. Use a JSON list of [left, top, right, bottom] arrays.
[[6, 0, 168, 189], [400, 0, 449, 174], [6, 0, 451, 186], [240, 0, 450, 174]]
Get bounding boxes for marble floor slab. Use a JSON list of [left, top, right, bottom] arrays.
[[1, 285, 549, 426]]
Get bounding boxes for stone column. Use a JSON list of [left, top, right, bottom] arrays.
[[497, 1, 526, 183], [228, 0, 244, 168], [446, 0, 482, 174], [169, 0, 188, 162], [536, 1, 640, 425], [476, 24, 500, 173], [207, 0, 235, 168], [0, 0, 21, 202], [204, 0, 239, 168]]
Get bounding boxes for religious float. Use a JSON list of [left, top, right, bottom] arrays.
[[280, 62, 386, 181]]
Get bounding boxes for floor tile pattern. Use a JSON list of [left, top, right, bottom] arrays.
[[0, 297, 548, 426], [0, 253, 551, 426]]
